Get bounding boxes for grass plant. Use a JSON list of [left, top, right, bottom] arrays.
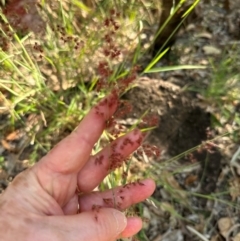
[[189, 46, 240, 142], [2, 1, 238, 240]]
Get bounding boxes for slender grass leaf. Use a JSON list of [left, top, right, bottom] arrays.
[[145, 65, 207, 73], [143, 48, 169, 73]]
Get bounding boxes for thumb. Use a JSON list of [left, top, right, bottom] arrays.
[[45, 208, 127, 241]]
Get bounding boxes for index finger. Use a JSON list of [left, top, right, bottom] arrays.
[[39, 92, 118, 174]]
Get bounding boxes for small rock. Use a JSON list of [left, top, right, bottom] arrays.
[[196, 32, 213, 39], [233, 233, 240, 241], [161, 229, 184, 241], [203, 45, 221, 55], [218, 217, 233, 238]]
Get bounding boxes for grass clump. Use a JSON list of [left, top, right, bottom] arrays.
[[190, 46, 240, 142], [0, 1, 143, 162]]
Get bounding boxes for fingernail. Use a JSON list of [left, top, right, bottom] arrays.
[[112, 209, 127, 235]]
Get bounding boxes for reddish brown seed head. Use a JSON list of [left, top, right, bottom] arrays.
[[120, 196, 124, 200]]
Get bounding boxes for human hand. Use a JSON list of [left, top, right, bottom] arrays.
[[0, 93, 156, 241]]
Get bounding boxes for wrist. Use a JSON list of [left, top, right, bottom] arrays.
[[0, 195, 14, 240], [0, 192, 32, 241]]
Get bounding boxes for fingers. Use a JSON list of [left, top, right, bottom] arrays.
[[62, 194, 78, 215], [77, 129, 143, 192], [44, 208, 127, 241], [38, 92, 118, 174], [78, 179, 156, 212], [62, 179, 155, 215], [55, 179, 155, 240], [120, 217, 142, 238], [45, 210, 142, 240]]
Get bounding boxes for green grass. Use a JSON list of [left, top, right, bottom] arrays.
[[0, 0, 204, 162], [188, 45, 240, 142]]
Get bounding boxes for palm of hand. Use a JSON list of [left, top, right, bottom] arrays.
[[0, 94, 155, 241]]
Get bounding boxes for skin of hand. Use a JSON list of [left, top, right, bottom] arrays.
[[0, 93, 156, 241]]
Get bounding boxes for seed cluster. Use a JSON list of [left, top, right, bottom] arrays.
[[94, 93, 160, 169], [93, 9, 161, 169], [53, 24, 84, 51], [108, 141, 125, 171], [136, 144, 161, 158], [33, 42, 44, 60], [90, 180, 147, 221], [96, 11, 141, 93], [139, 114, 159, 129], [94, 154, 104, 165], [103, 10, 121, 59]]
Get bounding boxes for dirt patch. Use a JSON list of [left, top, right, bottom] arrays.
[[124, 77, 211, 156]]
